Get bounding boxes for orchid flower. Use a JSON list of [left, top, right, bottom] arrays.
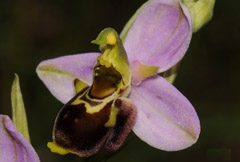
[[0, 74, 40, 162], [0, 115, 40, 162], [37, 0, 200, 157]]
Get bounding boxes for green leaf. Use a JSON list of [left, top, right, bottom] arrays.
[[11, 73, 30, 142]]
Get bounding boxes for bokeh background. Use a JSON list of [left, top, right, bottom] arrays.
[[0, 0, 239, 161]]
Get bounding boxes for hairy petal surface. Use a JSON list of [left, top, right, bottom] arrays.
[[130, 75, 200, 151], [36, 53, 100, 103], [124, 0, 192, 72], [0, 115, 40, 162], [105, 97, 137, 151]]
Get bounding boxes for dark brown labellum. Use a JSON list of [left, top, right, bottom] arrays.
[[53, 93, 137, 156]]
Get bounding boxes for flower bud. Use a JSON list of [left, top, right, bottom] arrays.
[[182, 0, 215, 32]]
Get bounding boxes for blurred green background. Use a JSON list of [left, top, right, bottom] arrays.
[[0, 0, 239, 161]]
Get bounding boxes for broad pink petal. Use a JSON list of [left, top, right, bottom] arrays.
[[36, 53, 100, 103], [129, 75, 200, 151], [0, 115, 40, 162], [124, 0, 192, 73]]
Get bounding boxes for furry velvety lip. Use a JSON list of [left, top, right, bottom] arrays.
[[54, 101, 112, 156]]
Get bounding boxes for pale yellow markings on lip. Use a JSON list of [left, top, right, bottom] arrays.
[[71, 89, 88, 105], [85, 92, 118, 114], [2, 117, 18, 162], [133, 87, 198, 141], [70, 88, 104, 114], [71, 88, 118, 114], [149, 4, 184, 59], [104, 106, 119, 127]]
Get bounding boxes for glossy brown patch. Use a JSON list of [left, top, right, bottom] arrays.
[[105, 97, 137, 151], [54, 98, 113, 156], [89, 65, 122, 99], [89, 77, 117, 99]]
